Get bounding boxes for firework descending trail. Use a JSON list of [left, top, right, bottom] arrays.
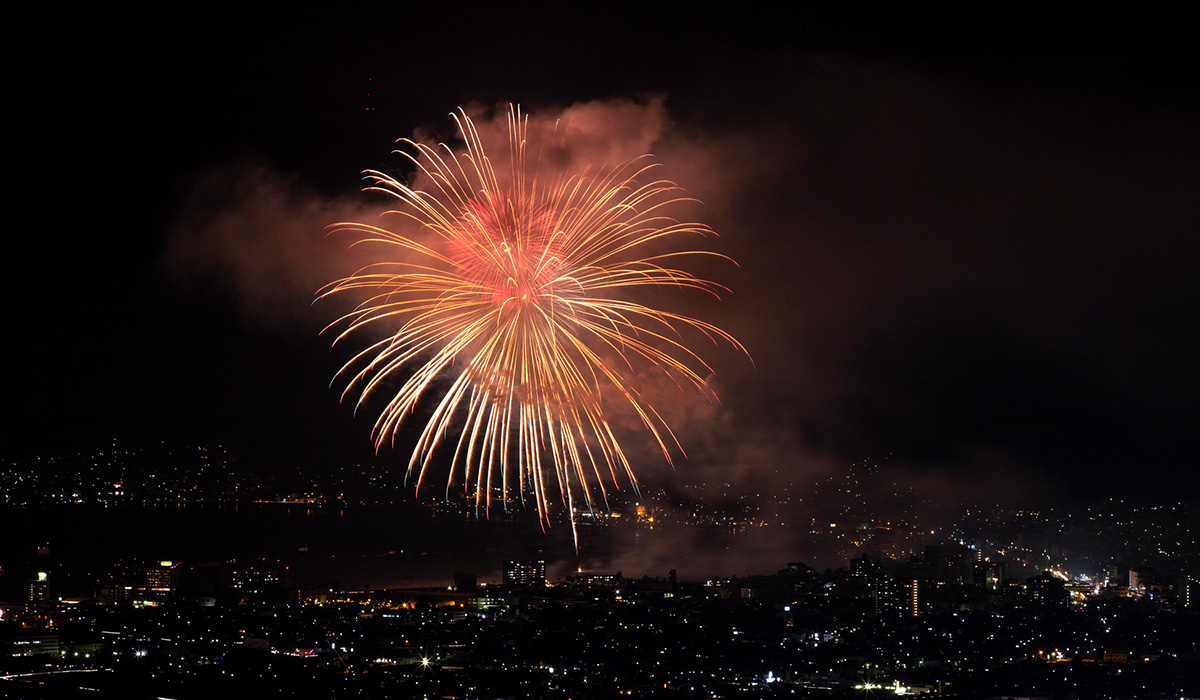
[[320, 106, 744, 543]]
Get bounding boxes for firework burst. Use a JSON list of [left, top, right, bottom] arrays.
[[320, 106, 743, 534]]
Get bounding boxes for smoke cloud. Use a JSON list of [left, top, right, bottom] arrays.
[[165, 161, 386, 331], [162, 75, 1199, 572]]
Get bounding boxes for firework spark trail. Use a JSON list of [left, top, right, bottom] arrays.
[[320, 106, 744, 540]]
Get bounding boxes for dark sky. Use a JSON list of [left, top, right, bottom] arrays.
[[9, 4, 1199, 507]]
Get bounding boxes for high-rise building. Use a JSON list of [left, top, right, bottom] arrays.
[[25, 572, 50, 605], [504, 560, 546, 587], [146, 561, 179, 593], [851, 554, 882, 583], [1027, 571, 1067, 606], [973, 561, 1007, 591]]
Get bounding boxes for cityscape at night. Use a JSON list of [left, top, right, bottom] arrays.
[[2, 439, 1200, 698], [6, 4, 1200, 699]]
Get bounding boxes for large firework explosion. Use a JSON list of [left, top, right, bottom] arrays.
[[321, 106, 743, 535]]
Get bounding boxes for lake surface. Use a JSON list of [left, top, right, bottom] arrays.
[[0, 501, 583, 592]]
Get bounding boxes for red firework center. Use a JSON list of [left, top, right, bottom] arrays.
[[447, 192, 566, 315]]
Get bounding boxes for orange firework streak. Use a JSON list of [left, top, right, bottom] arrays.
[[320, 106, 744, 538]]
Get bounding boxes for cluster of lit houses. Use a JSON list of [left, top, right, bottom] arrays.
[[3, 548, 1197, 698]]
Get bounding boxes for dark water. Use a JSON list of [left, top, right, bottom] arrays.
[[0, 502, 583, 593], [0, 501, 830, 597]]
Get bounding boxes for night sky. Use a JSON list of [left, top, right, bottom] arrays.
[[9, 5, 1199, 509]]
